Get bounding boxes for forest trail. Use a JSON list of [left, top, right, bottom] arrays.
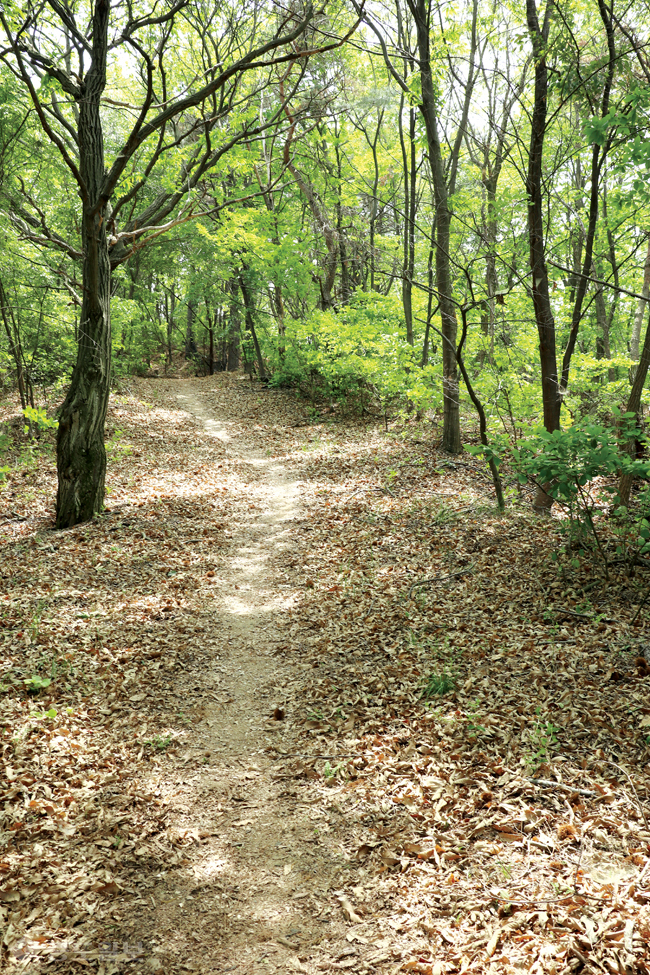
[[1, 375, 650, 975], [159, 384, 341, 973], [118, 380, 366, 974], [1, 375, 381, 975]]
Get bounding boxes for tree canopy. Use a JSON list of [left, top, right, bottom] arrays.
[[1, 0, 650, 523]]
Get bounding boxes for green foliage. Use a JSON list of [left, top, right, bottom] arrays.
[[23, 406, 58, 435], [24, 674, 52, 693], [421, 670, 456, 698], [512, 414, 650, 575], [514, 421, 633, 496], [283, 292, 438, 417], [323, 760, 345, 782], [609, 484, 650, 567], [525, 709, 560, 773], [512, 415, 648, 501], [145, 734, 173, 752], [418, 636, 458, 700], [466, 432, 510, 470]]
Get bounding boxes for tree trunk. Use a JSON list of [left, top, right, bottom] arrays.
[[409, 0, 461, 453], [399, 96, 417, 346], [55, 211, 111, 528], [484, 180, 499, 363], [239, 274, 266, 380], [167, 288, 175, 366], [226, 278, 241, 371], [526, 0, 560, 439], [619, 301, 650, 505], [593, 255, 615, 381], [55, 0, 111, 529], [0, 278, 33, 410], [283, 130, 338, 310], [560, 0, 615, 394], [630, 237, 650, 379], [525, 0, 560, 512], [185, 299, 198, 361], [457, 307, 505, 510], [421, 215, 437, 367]]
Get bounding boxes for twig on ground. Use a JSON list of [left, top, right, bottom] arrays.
[[271, 754, 356, 761], [528, 779, 598, 798], [631, 583, 650, 624], [552, 607, 617, 623], [407, 565, 474, 600]]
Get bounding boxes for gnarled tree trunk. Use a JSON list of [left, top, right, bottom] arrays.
[[55, 1, 111, 529]]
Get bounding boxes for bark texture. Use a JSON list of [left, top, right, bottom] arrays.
[[525, 0, 559, 512], [55, 0, 111, 529], [409, 0, 461, 453], [630, 237, 650, 375], [526, 0, 560, 440], [619, 302, 650, 506]]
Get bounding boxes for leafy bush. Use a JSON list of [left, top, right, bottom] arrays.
[[512, 414, 650, 575], [23, 406, 58, 435], [283, 292, 440, 418]]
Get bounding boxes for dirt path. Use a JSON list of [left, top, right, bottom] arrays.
[[4, 375, 649, 975], [2, 376, 388, 975], [135, 385, 358, 973]]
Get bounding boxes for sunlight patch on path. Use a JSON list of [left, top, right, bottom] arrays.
[[176, 391, 231, 441]]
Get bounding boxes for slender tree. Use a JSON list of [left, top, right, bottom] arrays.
[[356, 0, 478, 453]]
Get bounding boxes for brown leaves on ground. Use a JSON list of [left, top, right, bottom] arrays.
[[0, 375, 649, 975]]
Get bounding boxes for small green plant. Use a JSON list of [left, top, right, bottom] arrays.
[[496, 861, 513, 880], [23, 406, 58, 436], [145, 735, 172, 751], [430, 503, 457, 527], [421, 671, 455, 698], [106, 428, 132, 457], [32, 707, 58, 719], [543, 608, 560, 637], [525, 708, 559, 772], [35, 652, 73, 682], [29, 599, 47, 644], [466, 698, 487, 736], [24, 674, 52, 693], [323, 761, 345, 781], [420, 636, 458, 699], [0, 430, 10, 482]]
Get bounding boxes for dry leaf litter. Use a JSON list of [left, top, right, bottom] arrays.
[[0, 374, 648, 975]]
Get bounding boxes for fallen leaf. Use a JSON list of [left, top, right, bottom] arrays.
[[337, 895, 363, 923]]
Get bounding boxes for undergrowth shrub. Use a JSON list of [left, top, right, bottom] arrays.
[[280, 292, 441, 418], [512, 414, 650, 576]]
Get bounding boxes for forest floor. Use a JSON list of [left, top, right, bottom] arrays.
[[0, 374, 650, 975]]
